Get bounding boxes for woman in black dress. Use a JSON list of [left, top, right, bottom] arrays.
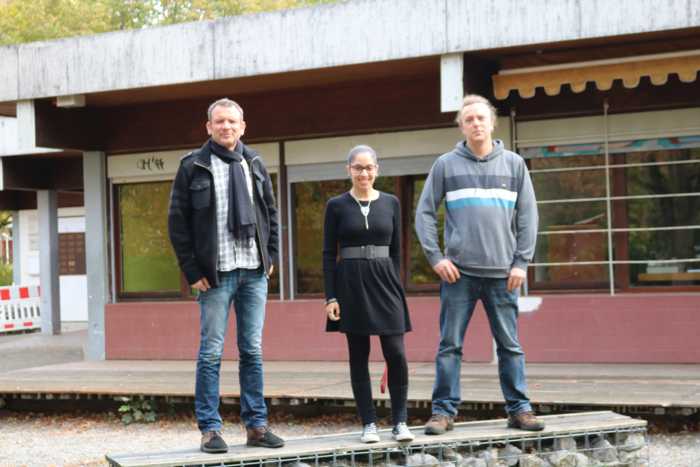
[[323, 145, 413, 443]]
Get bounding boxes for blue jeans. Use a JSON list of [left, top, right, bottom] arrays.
[[195, 268, 268, 433], [432, 274, 532, 417]]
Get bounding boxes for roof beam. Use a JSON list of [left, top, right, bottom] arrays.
[[1, 156, 83, 191]]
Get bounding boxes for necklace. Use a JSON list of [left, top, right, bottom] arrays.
[[349, 190, 376, 230]]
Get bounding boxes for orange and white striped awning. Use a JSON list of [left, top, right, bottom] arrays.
[[492, 50, 700, 100]]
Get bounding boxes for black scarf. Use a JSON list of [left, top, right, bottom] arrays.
[[208, 139, 257, 240]]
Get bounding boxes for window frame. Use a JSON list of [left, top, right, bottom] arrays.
[[113, 182, 187, 301], [290, 173, 445, 298], [524, 140, 700, 293]]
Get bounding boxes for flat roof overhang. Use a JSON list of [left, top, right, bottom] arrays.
[[2, 28, 698, 157], [1, 0, 698, 104]]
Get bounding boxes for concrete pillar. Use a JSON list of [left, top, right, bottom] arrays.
[[11, 210, 20, 284], [16, 100, 36, 151], [83, 151, 109, 360], [37, 190, 60, 335], [440, 53, 464, 113]]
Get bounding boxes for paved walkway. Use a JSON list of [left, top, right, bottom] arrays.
[[0, 322, 85, 372], [1, 325, 700, 413]]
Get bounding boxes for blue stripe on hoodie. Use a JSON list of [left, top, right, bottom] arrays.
[[447, 197, 516, 210]]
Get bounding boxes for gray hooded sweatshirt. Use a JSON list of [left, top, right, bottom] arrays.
[[415, 139, 538, 278]]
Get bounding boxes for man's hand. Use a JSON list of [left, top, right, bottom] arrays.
[[507, 267, 526, 292], [268, 265, 274, 277], [433, 259, 460, 284], [325, 301, 340, 321], [191, 277, 211, 292]]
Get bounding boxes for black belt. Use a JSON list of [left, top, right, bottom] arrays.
[[340, 245, 390, 259]]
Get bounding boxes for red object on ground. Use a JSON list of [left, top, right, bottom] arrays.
[[380, 365, 388, 394]]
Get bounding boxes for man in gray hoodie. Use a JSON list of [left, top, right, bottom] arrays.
[[416, 94, 544, 433]]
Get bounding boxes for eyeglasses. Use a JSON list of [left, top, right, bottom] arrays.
[[350, 164, 378, 174]]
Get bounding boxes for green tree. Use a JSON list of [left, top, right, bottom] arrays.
[[106, 0, 158, 30], [0, 0, 112, 45], [0, 0, 338, 46], [0, 211, 12, 286], [0, 211, 11, 232]]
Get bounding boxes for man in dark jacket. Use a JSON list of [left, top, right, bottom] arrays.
[[168, 98, 283, 453]]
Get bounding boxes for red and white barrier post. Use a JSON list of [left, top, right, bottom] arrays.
[[0, 285, 41, 334]]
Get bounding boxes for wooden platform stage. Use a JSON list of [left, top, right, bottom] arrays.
[[1, 360, 699, 417]]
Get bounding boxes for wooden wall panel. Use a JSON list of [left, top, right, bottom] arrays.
[[99, 73, 451, 154]]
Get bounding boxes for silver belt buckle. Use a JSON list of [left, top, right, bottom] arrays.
[[364, 245, 376, 259]]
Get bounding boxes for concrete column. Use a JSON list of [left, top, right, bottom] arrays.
[[440, 53, 464, 113], [83, 151, 109, 360], [16, 100, 36, 151], [37, 190, 60, 335], [11, 210, 20, 284]]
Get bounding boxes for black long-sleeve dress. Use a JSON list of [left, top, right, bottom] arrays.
[[323, 191, 411, 335]]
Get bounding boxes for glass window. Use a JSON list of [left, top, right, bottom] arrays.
[[611, 147, 700, 287], [408, 175, 444, 288], [529, 154, 608, 289], [524, 139, 700, 291], [538, 201, 607, 231], [293, 176, 397, 295], [530, 155, 606, 201], [294, 179, 348, 295], [618, 230, 700, 286], [118, 182, 180, 294], [268, 173, 280, 298], [533, 265, 610, 289], [624, 148, 700, 163], [533, 230, 609, 289], [613, 149, 700, 199], [118, 173, 280, 299], [615, 197, 700, 229]]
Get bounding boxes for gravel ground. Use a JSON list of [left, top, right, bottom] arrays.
[[0, 411, 365, 467], [1, 412, 699, 467], [649, 433, 700, 467]]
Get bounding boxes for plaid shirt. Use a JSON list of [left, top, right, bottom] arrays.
[[210, 154, 260, 271]]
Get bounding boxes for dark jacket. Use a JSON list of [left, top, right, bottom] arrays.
[[168, 140, 279, 288]]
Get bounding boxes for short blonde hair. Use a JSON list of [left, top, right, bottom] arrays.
[[207, 98, 244, 121], [454, 94, 498, 127]]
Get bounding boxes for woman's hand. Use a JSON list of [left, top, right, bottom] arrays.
[[325, 301, 340, 321]]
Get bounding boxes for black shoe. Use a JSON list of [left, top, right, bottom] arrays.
[[201, 431, 228, 453], [246, 426, 285, 448]]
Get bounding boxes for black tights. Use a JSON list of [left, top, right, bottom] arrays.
[[346, 333, 408, 425]]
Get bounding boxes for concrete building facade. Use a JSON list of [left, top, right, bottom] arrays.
[[1, 0, 699, 362]]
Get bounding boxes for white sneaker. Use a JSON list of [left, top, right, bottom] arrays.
[[360, 423, 380, 443], [392, 422, 415, 442]]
